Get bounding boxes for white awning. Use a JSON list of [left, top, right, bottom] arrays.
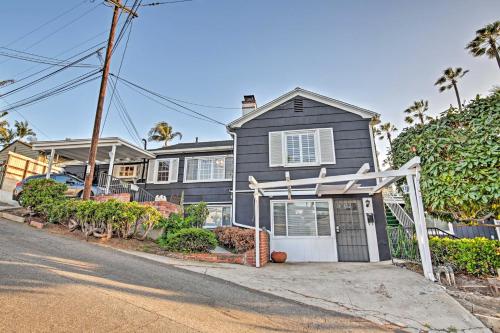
[[31, 137, 154, 162]]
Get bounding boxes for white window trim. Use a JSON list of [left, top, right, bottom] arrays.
[[183, 155, 233, 183], [203, 204, 232, 229], [153, 158, 174, 184], [270, 199, 335, 239], [115, 165, 138, 178]]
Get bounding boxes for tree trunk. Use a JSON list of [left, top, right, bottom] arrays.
[[419, 113, 424, 124], [452, 82, 462, 111], [490, 39, 500, 70], [387, 134, 393, 151]]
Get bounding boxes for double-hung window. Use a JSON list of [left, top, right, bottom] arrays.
[[184, 155, 233, 182], [116, 165, 137, 178], [271, 200, 332, 237], [269, 128, 335, 167], [148, 158, 179, 184]]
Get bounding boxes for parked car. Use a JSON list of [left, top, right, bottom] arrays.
[[12, 173, 103, 201]]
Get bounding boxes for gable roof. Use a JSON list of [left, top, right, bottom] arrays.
[[227, 87, 379, 129], [0, 140, 32, 153], [149, 140, 233, 154]]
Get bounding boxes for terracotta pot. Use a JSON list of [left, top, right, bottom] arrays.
[[271, 251, 287, 263]]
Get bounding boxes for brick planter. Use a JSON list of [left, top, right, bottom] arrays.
[[141, 201, 180, 218], [165, 230, 270, 267], [29, 220, 46, 229], [94, 193, 131, 202]]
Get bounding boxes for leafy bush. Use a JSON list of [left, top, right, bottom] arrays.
[[391, 92, 500, 221], [214, 227, 254, 253], [184, 202, 209, 228], [158, 228, 217, 253], [430, 237, 500, 276], [159, 202, 209, 235], [20, 178, 67, 215]]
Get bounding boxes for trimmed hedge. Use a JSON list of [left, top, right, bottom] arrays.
[[430, 237, 500, 276], [158, 228, 217, 253], [214, 227, 254, 253]]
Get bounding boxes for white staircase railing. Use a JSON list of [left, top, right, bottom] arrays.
[[383, 192, 415, 229]]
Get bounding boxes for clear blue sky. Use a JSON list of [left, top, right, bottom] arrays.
[[1, 0, 499, 156]]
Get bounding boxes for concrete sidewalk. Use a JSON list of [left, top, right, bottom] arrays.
[[119, 249, 489, 333]]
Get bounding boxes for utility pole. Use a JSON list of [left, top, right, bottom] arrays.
[[83, 0, 137, 199]]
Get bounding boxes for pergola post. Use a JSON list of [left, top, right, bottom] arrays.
[[406, 171, 435, 281], [254, 188, 260, 268], [106, 145, 117, 194], [45, 148, 55, 179]]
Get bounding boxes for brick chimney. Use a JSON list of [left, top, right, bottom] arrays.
[[242, 95, 257, 116]]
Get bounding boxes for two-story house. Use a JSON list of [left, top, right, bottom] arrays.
[[138, 87, 390, 263]]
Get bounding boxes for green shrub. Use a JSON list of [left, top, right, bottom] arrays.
[[214, 227, 254, 253], [159, 212, 190, 235], [158, 228, 217, 253], [430, 237, 500, 276], [20, 178, 67, 214], [184, 202, 209, 228]]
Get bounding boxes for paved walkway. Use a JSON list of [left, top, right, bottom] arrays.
[[121, 250, 489, 332]]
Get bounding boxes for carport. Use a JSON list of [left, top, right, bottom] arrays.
[[249, 156, 436, 281], [31, 137, 154, 192]]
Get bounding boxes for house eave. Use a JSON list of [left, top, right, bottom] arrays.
[[228, 87, 379, 129]]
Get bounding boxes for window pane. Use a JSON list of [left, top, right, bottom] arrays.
[[273, 203, 286, 236], [286, 135, 301, 163], [301, 133, 316, 163], [224, 157, 233, 179], [287, 202, 316, 236], [156, 160, 169, 182], [199, 159, 212, 180], [213, 157, 225, 179], [222, 206, 232, 226], [186, 159, 198, 181], [316, 202, 331, 236], [206, 207, 222, 228]]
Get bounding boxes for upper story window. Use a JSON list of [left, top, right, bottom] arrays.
[[184, 155, 233, 182], [269, 128, 335, 167], [147, 158, 179, 184], [285, 130, 317, 165]]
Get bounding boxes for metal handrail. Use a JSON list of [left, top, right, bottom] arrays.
[[97, 172, 155, 202], [383, 192, 414, 229], [427, 227, 459, 239]]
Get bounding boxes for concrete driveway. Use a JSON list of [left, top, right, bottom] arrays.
[[0, 219, 396, 333], [126, 253, 489, 332]]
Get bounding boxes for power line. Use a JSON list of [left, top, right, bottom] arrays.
[[0, 48, 103, 98], [141, 0, 193, 6], [102, 20, 134, 134], [0, 97, 51, 139], [4, 0, 89, 47], [111, 74, 227, 126], [0, 49, 98, 68]]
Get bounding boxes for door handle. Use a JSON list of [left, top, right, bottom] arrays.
[[335, 226, 340, 233]]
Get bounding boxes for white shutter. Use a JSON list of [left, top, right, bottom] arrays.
[[146, 160, 156, 183], [169, 158, 179, 183], [318, 128, 336, 164], [269, 131, 284, 167]]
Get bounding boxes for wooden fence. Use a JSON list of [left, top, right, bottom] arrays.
[[0, 151, 62, 193]]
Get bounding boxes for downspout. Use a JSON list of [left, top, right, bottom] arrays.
[[227, 128, 255, 230]]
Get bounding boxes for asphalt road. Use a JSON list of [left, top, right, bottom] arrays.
[[0, 219, 393, 332]]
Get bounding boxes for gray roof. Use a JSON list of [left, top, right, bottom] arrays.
[[148, 140, 233, 152]]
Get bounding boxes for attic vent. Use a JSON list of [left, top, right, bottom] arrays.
[[293, 98, 303, 112]]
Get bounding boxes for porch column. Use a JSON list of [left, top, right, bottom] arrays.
[[406, 170, 435, 281], [106, 145, 117, 194], [45, 148, 55, 179], [254, 189, 260, 268]]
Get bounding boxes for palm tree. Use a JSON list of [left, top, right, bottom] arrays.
[[14, 120, 36, 141], [148, 121, 182, 147], [1, 129, 16, 147], [375, 122, 397, 151], [435, 67, 469, 111], [404, 100, 432, 125], [0, 112, 9, 139], [466, 21, 500, 70]]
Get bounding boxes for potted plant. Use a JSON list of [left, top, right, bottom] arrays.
[[271, 251, 287, 263]]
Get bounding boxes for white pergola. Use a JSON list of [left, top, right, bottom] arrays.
[[249, 156, 435, 281], [31, 137, 154, 192]]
